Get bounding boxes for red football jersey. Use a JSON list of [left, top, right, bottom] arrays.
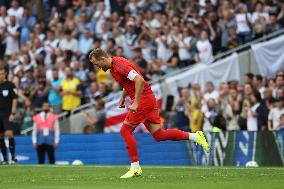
[[110, 56, 155, 101]]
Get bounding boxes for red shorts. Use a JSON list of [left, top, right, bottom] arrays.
[[125, 96, 161, 126]]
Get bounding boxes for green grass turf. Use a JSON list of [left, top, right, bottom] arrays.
[[0, 166, 283, 189]]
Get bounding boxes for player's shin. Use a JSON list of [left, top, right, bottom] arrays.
[[0, 138, 7, 161], [8, 138, 15, 160], [120, 124, 139, 165]]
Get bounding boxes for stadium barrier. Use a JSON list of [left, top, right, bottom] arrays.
[[7, 131, 284, 166]]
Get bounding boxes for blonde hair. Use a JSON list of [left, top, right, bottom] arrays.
[[89, 48, 109, 61]]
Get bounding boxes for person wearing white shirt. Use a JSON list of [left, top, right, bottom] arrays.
[[204, 81, 219, 101], [78, 28, 93, 55], [247, 102, 259, 131], [235, 4, 252, 44], [178, 28, 195, 67], [7, 0, 24, 19], [195, 30, 213, 64], [59, 29, 78, 52], [5, 15, 20, 56], [250, 2, 270, 24], [93, 2, 110, 37], [268, 98, 284, 131], [0, 6, 9, 34]]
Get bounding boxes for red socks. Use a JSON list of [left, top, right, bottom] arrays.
[[120, 124, 138, 162], [152, 128, 189, 142], [120, 124, 190, 163]]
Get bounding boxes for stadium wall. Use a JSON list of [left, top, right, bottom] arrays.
[[7, 131, 284, 166]]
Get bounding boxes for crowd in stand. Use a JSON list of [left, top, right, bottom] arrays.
[[0, 0, 284, 133], [169, 72, 284, 132]]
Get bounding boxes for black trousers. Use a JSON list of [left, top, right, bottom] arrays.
[[36, 144, 55, 164]]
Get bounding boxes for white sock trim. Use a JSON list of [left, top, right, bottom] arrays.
[[131, 161, 140, 169], [189, 133, 197, 142]]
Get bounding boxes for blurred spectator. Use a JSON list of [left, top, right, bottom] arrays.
[[279, 113, 284, 130], [5, 15, 20, 56], [195, 30, 213, 64], [133, 47, 148, 80], [82, 99, 106, 133], [273, 74, 284, 98], [85, 81, 100, 102], [59, 29, 78, 52], [19, 6, 36, 44], [268, 98, 284, 131], [107, 82, 121, 101], [7, 0, 23, 19], [235, 4, 252, 45], [185, 101, 203, 132], [18, 99, 34, 133], [248, 90, 268, 131], [60, 67, 81, 115], [204, 81, 219, 101], [202, 98, 218, 132], [78, 28, 93, 55], [172, 88, 190, 131], [47, 68, 62, 114], [31, 75, 48, 109]]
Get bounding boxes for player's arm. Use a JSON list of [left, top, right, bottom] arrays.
[[119, 89, 128, 108], [129, 71, 144, 113], [133, 75, 144, 105], [9, 84, 18, 122]]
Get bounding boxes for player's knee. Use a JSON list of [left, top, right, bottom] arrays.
[[120, 124, 133, 137], [153, 135, 162, 142], [152, 129, 164, 142], [120, 126, 126, 136]]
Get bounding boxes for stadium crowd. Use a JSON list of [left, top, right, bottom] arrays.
[[0, 0, 283, 133], [169, 71, 284, 132]]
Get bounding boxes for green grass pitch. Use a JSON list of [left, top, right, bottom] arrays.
[[0, 166, 283, 189]]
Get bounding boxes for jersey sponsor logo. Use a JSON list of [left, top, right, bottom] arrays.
[[2, 90, 9, 96]]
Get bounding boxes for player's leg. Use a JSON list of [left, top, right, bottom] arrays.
[[5, 129, 16, 163], [0, 132, 8, 164], [119, 111, 145, 178], [119, 121, 142, 178], [37, 144, 45, 164], [0, 118, 8, 164], [47, 144, 55, 164], [120, 121, 139, 164], [146, 122, 209, 152], [145, 109, 210, 153]]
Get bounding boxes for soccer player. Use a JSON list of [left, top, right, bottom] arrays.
[[89, 48, 209, 178]]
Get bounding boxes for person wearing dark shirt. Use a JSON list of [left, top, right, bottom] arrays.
[[82, 99, 106, 134], [132, 47, 149, 81], [0, 65, 17, 164]]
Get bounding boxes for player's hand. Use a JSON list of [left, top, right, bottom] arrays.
[[54, 143, 58, 149], [9, 114, 15, 122], [118, 98, 125, 108], [129, 103, 138, 113], [33, 143, 37, 149]]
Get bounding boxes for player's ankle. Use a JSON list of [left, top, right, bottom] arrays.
[[131, 161, 140, 169], [189, 133, 197, 142]]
